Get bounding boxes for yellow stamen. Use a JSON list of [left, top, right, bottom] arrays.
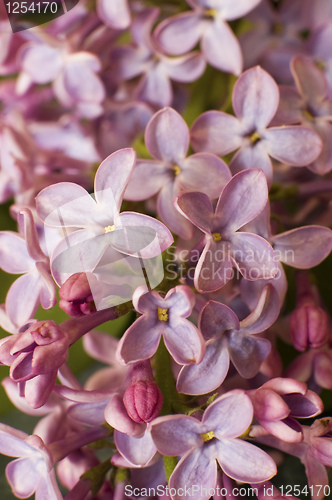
[[303, 109, 314, 121], [249, 131, 262, 144], [212, 232, 222, 242], [104, 225, 116, 233], [172, 165, 181, 175], [316, 59, 326, 71], [205, 8, 218, 17], [201, 431, 215, 442], [273, 23, 284, 35], [158, 307, 169, 321]]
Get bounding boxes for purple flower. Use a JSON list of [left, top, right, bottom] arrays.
[[0, 424, 62, 499], [112, 8, 206, 108], [36, 148, 173, 287], [177, 285, 279, 395], [116, 285, 205, 365], [190, 66, 323, 185], [176, 169, 278, 292], [150, 390, 277, 500], [0, 208, 57, 329], [154, 0, 262, 75], [273, 55, 332, 174], [125, 106, 231, 239], [248, 378, 323, 443], [97, 0, 131, 30], [17, 41, 105, 118], [0, 320, 71, 408]]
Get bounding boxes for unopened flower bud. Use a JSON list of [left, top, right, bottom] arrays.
[[123, 380, 163, 423], [59, 273, 97, 317], [290, 304, 328, 352]]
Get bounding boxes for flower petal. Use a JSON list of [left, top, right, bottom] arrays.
[[114, 429, 156, 467], [228, 331, 271, 378], [116, 317, 161, 365], [0, 232, 32, 273], [271, 226, 332, 269], [36, 183, 97, 228], [203, 390, 253, 438], [154, 12, 203, 55], [145, 107, 189, 163], [176, 192, 214, 234], [169, 446, 217, 500], [229, 232, 278, 281], [158, 182, 194, 240], [124, 160, 169, 201], [264, 126, 323, 166], [232, 66, 279, 130], [163, 319, 205, 365], [239, 284, 280, 335], [117, 211, 173, 257], [105, 395, 145, 438], [199, 301, 240, 341], [0, 424, 30, 456], [6, 273, 41, 328], [176, 339, 230, 395], [190, 111, 244, 155], [6, 457, 41, 498], [202, 20, 242, 75], [150, 414, 202, 456], [229, 143, 274, 187], [216, 438, 277, 483], [94, 148, 136, 215], [97, 0, 131, 29], [194, 240, 234, 293], [216, 169, 269, 233], [179, 153, 231, 199]]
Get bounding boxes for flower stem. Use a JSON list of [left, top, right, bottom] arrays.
[[155, 338, 178, 481]]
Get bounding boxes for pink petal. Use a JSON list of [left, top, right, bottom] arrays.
[[233, 66, 279, 129], [271, 226, 332, 269], [179, 153, 231, 199], [163, 319, 205, 365], [105, 395, 145, 438], [219, 0, 262, 20], [202, 20, 242, 75], [157, 182, 194, 240], [6, 273, 41, 328], [216, 169, 269, 233], [169, 446, 217, 500], [94, 148, 136, 215], [0, 232, 33, 273], [162, 52, 206, 83], [203, 390, 253, 438], [176, 340, 230, 395], [145, 107, 189, 163], [154, 12, 204, 55], [176, 192, 214, 234], [36, 183, 97, 228], [116, 317, 161, 365], [264, 126, 323, 166], [97, 0, 131, 29], [216, 439, 277, 483], [190, 111, 244, 155], [195, 239, 234, 293], [124, 160, 170, 201], [150, 414, 202, 456], [114, 429, 156, 466]]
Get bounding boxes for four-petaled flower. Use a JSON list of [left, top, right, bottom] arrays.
[[150, 390, 277, 500]]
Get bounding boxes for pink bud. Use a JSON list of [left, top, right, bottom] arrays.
[[59, 273, 97, 317], [290, 304, 328, 352], [123, 380, 163, 423]]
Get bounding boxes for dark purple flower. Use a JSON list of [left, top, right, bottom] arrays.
[[150, 390, 277, 500], [176, 169, 278, 292], [190, 66, 323, 185]]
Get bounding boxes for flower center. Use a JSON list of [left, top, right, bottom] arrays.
[[205, 8, 218, 18], [212, 232, 222, 242], [172, 165, 181, 175], [104, 225, 116, 233], [303, 109, 314, 121], [249, 131, 262, 144], [201, 431, 215, 442], [158, 307, 169, 321]]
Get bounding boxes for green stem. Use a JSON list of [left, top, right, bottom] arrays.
[[155, 338, 179, 481]]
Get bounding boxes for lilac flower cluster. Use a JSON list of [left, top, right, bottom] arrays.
[[0, 0, 332, 499]]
